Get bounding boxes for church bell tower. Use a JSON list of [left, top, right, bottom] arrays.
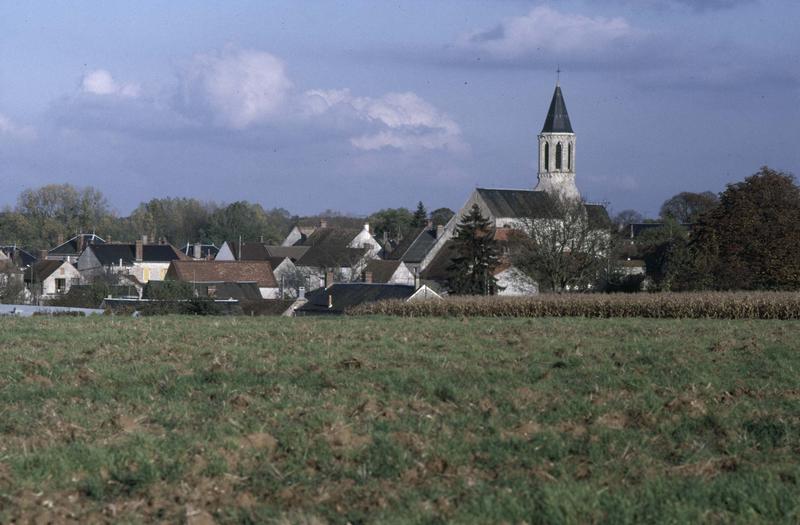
[[535, 82, 580, 200]]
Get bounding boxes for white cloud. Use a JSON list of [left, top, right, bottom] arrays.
[[303, 89, 465, 152], [81, 69, 140, 97], [178, 48, 292, 128], [0, 113, 36, 140], [460, 6, 639, 61]]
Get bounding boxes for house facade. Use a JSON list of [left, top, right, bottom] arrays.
[[78, 240, 187, 284], [24, 260, 80, 298]]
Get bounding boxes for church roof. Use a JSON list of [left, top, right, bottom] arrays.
[[541, 85, 573, 133]]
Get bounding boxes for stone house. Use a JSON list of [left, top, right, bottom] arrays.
[[294, 281, 441, 316], [78, 240, 188, 284]]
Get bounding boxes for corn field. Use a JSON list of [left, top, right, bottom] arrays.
[[348, 292, 800, 319]]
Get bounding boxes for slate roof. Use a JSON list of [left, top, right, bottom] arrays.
[[179, 243, 219, 259], [477, 188, 559, 220], [295, 217, 366, 229], [49, 233, 105, 256], [296, 283, 417, 315], [294, 227, 360, 247], [0, 246, 36, 268], [264, 245, 309, 261], [89, 243, 187, 266], [363, 260, 403, 283], [294, 228, 367, 268], [384, 227, 424, 260], [420, 241, 459, 282], [541, 85, 573, 133], [166, 260, 278, 288], [224, 241, 269, 261], [400, 228, 439, 264], [24, 260, 70, 282]]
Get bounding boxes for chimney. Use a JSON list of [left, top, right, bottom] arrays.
[[193, 242, 202, 259], [414, 267, 421, 290], [298, 286, 306, 300], [76, 235, 84, 254], [320, 219, 328, 228], [57, 233, 64, 245], [135, 240, 143, 262], [39, 249, 48, 261], [324, 270, 334, 288], [363, 223, 370, 234], [427, 219, 433, 230], [107, 235, 112, 244], [364, 271, 373, 284], [436, 225, 444, 239], [328, 294, 333, 309], [142, 234, 149, 245]]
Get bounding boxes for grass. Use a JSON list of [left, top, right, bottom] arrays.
[[0, 315, 799, 523]]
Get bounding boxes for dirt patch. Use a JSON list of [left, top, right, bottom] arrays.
[[502, 421, 542, 440], [596, 412, 627, 430], [238, 432, 278, 455], [324, 423, 372, 451]]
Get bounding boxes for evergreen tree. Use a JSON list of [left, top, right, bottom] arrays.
[[412, 201, 428, 227], [446, 204, 501, 295]]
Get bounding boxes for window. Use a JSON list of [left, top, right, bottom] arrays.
[[568, 143, 572, 170], [55, 278, 66, 294], [556, 143, 562, 170], [544, 142, 549, 170]]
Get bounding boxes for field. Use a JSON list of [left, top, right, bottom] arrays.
[[1, 316, 799, 523]]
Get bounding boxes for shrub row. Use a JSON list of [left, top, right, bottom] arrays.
[[348, 292, 800, 320]]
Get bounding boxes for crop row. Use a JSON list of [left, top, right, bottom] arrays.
[[348, 292, 800, 319]]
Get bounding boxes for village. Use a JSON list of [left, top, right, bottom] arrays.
[[1, 84, 632, 317]]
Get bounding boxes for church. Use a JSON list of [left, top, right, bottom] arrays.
[[418, 82, 610, 292]]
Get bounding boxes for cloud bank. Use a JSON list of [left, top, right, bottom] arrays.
[[81, 69, 140, 98]]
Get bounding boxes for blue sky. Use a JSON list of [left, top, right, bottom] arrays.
[[1, 0, 798, 218]]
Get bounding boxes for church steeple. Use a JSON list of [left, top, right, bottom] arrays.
[[535, 82, 579, 200], [541, 85, 573, 133]]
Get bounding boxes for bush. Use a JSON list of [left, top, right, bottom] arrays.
[[348, 292, 800, 320]]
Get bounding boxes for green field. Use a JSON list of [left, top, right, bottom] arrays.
[[1, 316, 799, 523]]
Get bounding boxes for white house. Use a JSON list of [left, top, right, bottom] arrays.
[[24, 260, 80, 298], [78, 240, 187, 284]]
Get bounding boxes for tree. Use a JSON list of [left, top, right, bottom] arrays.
[[446, 204, 501, 295], [612, 209, 644, 229], [207, 201, 286, 245], [690, 166, 800, 290], [412, 201, 428, 227], [659, 191, 718, 223], [510, 195, 612, 292], [0, 262, 27, 304], [635, 220, 693, 291], [430, 207, 455, 226], [367, 208, 415, 243]]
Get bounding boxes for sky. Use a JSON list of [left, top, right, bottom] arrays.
[[1, 0, 798, 219]]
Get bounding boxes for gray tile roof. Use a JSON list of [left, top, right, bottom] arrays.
[[296, 283, 416, 315], [541, 85, 573, 133]]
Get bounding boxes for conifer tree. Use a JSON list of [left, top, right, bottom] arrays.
[[446, 204, 501, 295], [412, 201, 428, 227]]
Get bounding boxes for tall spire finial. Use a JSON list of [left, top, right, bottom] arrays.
[[556, 66, 561, 86]]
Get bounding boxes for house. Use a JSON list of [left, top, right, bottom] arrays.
[[493, 263, 539, 296], [293, 224, 382, 288], [78, 239, 188, 284], [362, 259, 415, 285], [179, 242, 219, 260], [48, 233, 105, 263], [165, 260, 280, 299], [281, 217, 368, 247], [0, 245, 37, 269], [24, 260, 80, 298], [215, 241, 309, 263], [384, 221, 445, 272], [294, 282, 441, 316]]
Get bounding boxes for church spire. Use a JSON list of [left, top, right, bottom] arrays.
[[541, 84, 573, 133]]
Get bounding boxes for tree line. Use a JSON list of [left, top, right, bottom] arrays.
[[0, 185, 455, 251]]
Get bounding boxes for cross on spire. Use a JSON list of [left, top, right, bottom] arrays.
[[556, 66, 561, 86]]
